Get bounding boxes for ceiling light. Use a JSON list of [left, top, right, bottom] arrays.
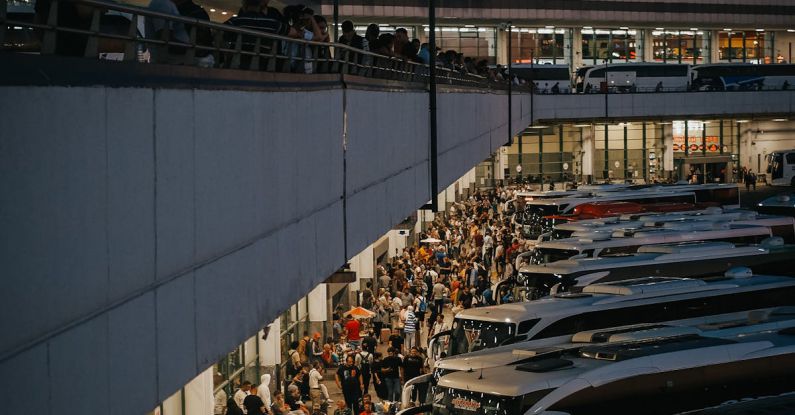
[[789, 29, 795, 33], [619, 26, 629, 30], [690, 28, 698, 31], [756, 28, 765, 32], [773, 118, 788, 122], [221, 11, 227, 15], [723, 28, 732, 31], [573, 124, 591, 128], [209, 8, 216, 12], [583, 26, 592, 29], [655, 27, 664, 30], [736, 120, 750, 123]]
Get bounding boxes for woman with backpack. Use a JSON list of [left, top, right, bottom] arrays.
[[414, 291, 427, 330]]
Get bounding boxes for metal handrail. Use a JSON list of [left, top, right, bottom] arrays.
[[0, 0, 507, 89]]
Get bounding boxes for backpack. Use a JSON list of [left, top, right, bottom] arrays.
[[358, 351, 372, 376], [418, 296, 427, 312], [226, 396, 243, 415]]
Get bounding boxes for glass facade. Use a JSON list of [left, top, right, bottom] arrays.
[[717, 30, 775, 63], [424, 26, 497, 64], [582, 29, 641, 64], [509, 28, 569, 64], [652, 30, 710, 63]]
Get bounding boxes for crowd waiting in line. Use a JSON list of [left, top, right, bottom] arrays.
[[32, 0, 511, 81], [212, 185, 534, 415]]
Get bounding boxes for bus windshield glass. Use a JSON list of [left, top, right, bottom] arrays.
[[528, 248, 582, 264], [448, 318, 516, 356]]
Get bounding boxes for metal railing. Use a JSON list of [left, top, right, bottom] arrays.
[[0, 0, 508, 89]]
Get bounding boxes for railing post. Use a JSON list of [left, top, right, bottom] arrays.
[[0, 0, 7, 49], [212, 29, 223, 67], [83, 7, 101, 58], [250, 37, 261, 71], [266, 38, 278, 72], [123, 13, 138, 61], [186, 25, 197, 64], [230, 32, 242, 69], [41, 0, 59, 55]]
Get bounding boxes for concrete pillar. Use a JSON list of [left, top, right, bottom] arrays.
[[572, 28, 584, 69], [663, 125, 674, 176], [259, 319, 281, 367], [581, 125, 595, 182], [643, 29, 654, 62], [496, 28, 509, 66], [308, 283, 328, 322], [710, 30, 720, 63], [184, 366, 214, 415]]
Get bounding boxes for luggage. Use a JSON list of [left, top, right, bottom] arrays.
[[380, 328, 391, 343]]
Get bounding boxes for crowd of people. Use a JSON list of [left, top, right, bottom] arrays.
[[214, 185, 533, 415], [34, 0, 511, 81]]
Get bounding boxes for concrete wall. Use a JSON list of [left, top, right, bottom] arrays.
[[532, 91, 795, 122], [0, 81, 529, 415]]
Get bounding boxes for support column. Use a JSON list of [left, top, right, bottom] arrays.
[[663, 123, 674, 178], [604, 124, 609, 180], [582, 125, 595, 183], [643, 29, 654, 62], [572, 28, 583, 70], [642, 122, 648, 181], [623, 124, 629, 180]]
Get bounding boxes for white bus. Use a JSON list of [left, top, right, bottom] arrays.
[[575, 62, 691, 93], [767, 149, 795, 187]]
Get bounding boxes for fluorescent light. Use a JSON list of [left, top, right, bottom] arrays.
[[655, 27, 664, 30], [773, 118, 788, 122], [583, 26, 592, 29], [736, 120, 750, 123], [658, 121, 672, 125], [464, 25, 475, 28], [690, 28, 698, 31], [527, 125, 548, 129], [789, 29, 795, 33], [756, 28, 765, 32], [723, 28, 732, 31], [221, 11, 227, 15], [619, 26, 629, 30], [209, 8, 216, 12]]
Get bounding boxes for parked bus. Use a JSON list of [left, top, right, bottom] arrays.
[[692, 63, 795, 91], [574, 63, 691, 93], [767, 149, 795, 187]]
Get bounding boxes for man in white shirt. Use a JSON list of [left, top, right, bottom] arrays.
[[257, 374, 272, 411], [214, 388, 227, 415], [308, 361, 327, 411], [234, 381, 252, 414]]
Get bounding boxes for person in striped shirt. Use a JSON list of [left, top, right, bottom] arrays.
[[403, 305, 418, 351]]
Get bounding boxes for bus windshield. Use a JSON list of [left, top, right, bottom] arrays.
[[769, 153, 784, 180], [528, 248, 582, 264], [448, 318, 516, 356]]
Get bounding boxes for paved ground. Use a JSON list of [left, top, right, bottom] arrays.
[[739, 183, 788, 208]]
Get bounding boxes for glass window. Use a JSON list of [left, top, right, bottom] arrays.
[[510, 28, 566, 64], [652, 30, 706, 63], [582, 29, 639, 64], [426, 26, 496, 64]]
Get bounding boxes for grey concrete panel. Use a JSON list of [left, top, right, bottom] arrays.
[[155, 89, 197, 281], [291, 90, 344, 219], [155, 273, 197, 401], [346, 183, 388, 256], [109, 292, 158, 414], [313, 202, 345, 278], [193, 89, 262, 262], [107, 88, 156, 300], [49, 314, 109, 413], [194, 244, 262, 368], [0, 86, 109, 354], [0, 344, 48, 414]]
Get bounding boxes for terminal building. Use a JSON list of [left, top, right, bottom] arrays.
[[1, 0, 794, 414]]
